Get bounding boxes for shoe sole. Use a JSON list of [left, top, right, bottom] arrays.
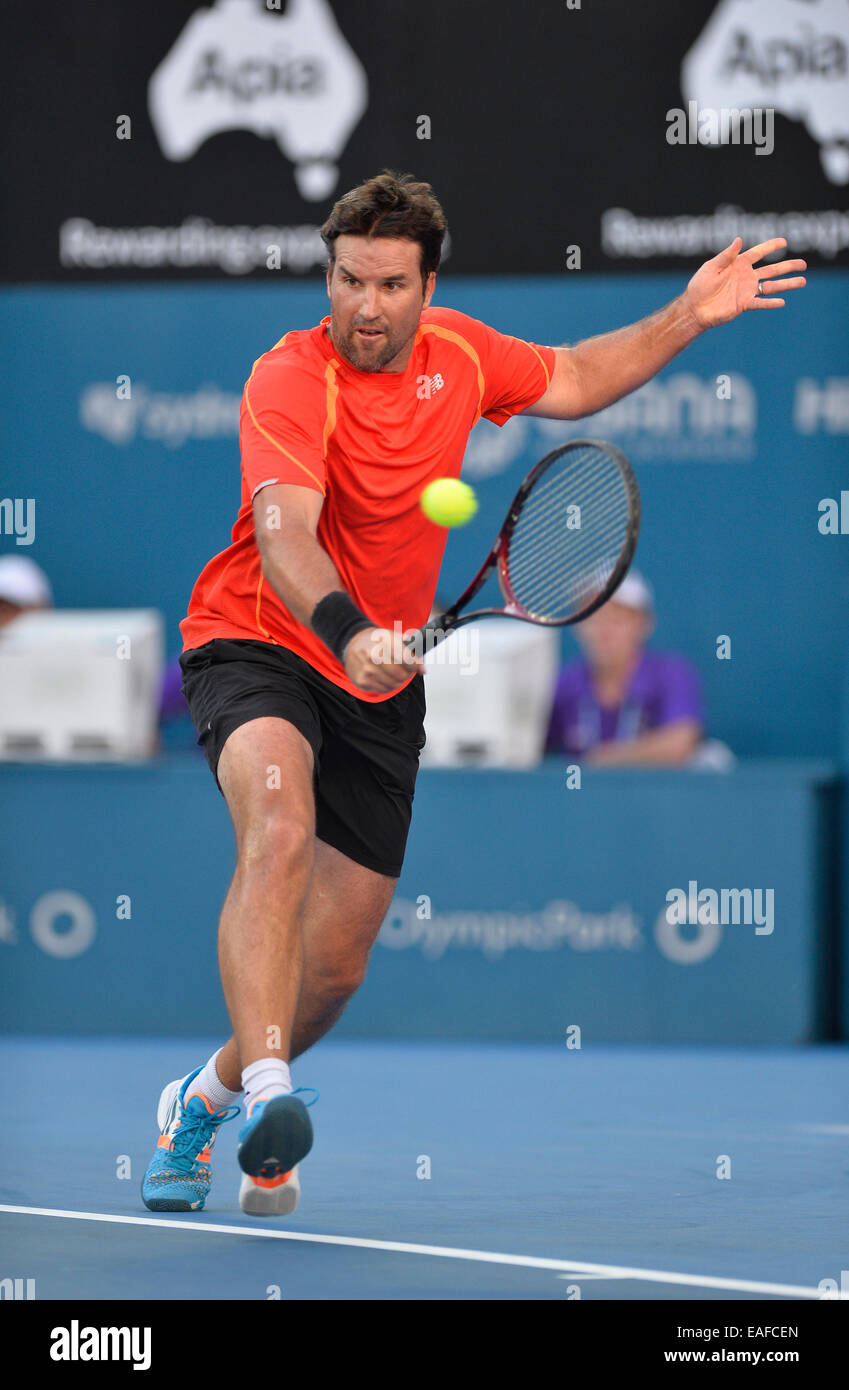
[[239, 1166, 300, 1217], [140, 1188, 203, 1213], [238, 1095, 313, 1179]]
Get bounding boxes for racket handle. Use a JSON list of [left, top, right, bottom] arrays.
[[403, 612, 455, 651]]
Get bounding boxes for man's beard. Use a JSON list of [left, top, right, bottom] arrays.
[[331, 318, 401, 372]]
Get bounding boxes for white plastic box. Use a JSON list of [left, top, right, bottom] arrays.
[[420, 620, 559, 768], [0, 609, 164, 761]]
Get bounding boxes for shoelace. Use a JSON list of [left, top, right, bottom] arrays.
[[168, 1103, 241, 1172], [291, 1086, 319, 1107]]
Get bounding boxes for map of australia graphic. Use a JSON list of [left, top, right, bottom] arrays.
[[148, 0, 368, 200], [682, 0, 849, 184]]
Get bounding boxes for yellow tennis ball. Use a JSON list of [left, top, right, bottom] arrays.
[[420, 478, 478, 528]]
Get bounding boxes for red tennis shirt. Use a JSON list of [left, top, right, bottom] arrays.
[[180, 306, 556, 701]]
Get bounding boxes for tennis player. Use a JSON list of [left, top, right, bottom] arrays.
[[141, 170, 806, 1216]]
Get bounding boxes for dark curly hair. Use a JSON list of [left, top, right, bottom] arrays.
[[320, 170, 447, 291]]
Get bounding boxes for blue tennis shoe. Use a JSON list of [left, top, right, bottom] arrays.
[[237, 1088, 318, 1217], [141, 1066, 240, 1212]]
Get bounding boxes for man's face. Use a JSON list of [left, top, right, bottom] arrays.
[[326, 235, 435, 372], [576, 600, 651, 667]]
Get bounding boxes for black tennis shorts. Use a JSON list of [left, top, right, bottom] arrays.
[[179, 638, 426, 879]]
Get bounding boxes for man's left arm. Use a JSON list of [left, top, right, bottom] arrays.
[[586, 721, 702, 767], [587, 657, 705, 767], [524, 237, 806, 421]]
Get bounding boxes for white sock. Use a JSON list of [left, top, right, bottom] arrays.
[[187, 1048, 243, 1113], [242, 1058, 292, 1118]]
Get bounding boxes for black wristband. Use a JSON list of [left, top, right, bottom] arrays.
[[310, 591, 375, 666]]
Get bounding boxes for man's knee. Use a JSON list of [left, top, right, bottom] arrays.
[[308, 953, 369, 1006], [238, 812, 313, 879]]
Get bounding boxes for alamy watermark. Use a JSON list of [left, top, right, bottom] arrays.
[[665, 880, 774, 936], [666, 102, 774, 157], [50, 1321, 151, 1370], [368, 622, 479, 676], [0, 497, 35, 545]]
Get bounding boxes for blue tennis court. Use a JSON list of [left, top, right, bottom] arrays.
[[2, 1037, 846, 1301]]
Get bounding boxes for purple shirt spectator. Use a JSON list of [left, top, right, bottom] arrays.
[[545, 650, 703, 757], [159, 654, 189, 722]]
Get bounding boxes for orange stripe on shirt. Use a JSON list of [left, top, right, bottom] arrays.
[[525, 340, 553, 390], [243, 341, 326, 496], [245, 337, 309, 644], [323, 359, 340, 456], [254, 570, 279, 644], [417, 322, 487, 424]]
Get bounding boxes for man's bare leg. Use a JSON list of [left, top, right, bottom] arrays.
[[215, 717, 316, 1083], [209, 722, 398, 1214], [141, 714, 321, 1212], [292, 838, 397, 1056], [214, 837, 397, 1089]]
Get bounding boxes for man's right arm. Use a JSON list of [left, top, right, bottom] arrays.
[[253, 482, 339, 626], [252, 483, 421, 694]]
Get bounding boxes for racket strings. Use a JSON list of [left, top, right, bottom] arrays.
[[510, 480, 628, 590], [511, 461, 627, 575], [509, 488, 629, 610], [505, 446, 632, 621]]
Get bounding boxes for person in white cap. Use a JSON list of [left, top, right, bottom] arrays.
[[544, 570, 704, 765], [0, 555, 53, 631]]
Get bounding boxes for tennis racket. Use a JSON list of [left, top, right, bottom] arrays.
[[408, 438, 641, 649]]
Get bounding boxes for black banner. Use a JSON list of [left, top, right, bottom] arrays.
[[2, 0, 848, 279], [2, 1296, 845, 1367]]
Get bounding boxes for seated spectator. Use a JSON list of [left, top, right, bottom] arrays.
[[0, 555, 53, 631], [544, 571, 704, 766], [159, 653, 190, 723], [158, 652, 202, 753]]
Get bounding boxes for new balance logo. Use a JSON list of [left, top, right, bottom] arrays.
[[417, 373, 445, 399]]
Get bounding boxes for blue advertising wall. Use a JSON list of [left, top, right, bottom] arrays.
[[0, 759, 836, 1044], [1, 273, 848, 758]]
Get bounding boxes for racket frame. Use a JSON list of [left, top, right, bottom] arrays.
[[412, 437, 641, 646]]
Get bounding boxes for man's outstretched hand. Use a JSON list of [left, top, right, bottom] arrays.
[[684, 237, 807, 330]]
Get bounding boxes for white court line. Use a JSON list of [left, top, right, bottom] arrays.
[[797, 1124, 849, 1136], [0, 1203, 823, 1299]]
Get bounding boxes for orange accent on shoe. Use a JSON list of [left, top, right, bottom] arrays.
[[185, 1091, 216, 1114], [157, 1134, 211, 1163], [249, 1171, 293, 1189], [246, 1094, 271, 1118]]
